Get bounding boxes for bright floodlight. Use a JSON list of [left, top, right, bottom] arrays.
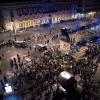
[[5, 83, 9, 87], [4, 84, 12, 93], [60, 71, 73, 80]]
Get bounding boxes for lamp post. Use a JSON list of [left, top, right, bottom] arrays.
[[13, 21, 16, 41], [82, 0, 86, 14]]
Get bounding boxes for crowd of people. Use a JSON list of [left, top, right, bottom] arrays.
[[0, 19, 100, 100], [2, 40, 98, 100], [9, 49, 74, 99], [0, 36, 100, 100]]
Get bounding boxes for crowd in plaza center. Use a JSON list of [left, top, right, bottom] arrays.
[[9, 49, 72, 99], [0, 19, 100, 100], [3, 41, 99, 100]]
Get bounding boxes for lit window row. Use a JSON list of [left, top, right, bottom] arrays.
[[17, 14, 75, 29]]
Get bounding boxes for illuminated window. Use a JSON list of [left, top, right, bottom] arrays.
[[30, 20, 33, 26], [23, 20, 26, 28], [19, 22, 23, 29], [26, 21, 28, 28], [28, 20, 31, 27], [32, 20, 35, 27]]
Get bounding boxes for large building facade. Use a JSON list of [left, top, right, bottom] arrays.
[[0, 1, 77, 31]]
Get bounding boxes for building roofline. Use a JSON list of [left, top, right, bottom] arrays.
[[0, 1, 77, 6], [0, 1, 77, 9]]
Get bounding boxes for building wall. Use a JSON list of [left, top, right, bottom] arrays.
[[0, 2, 78, 31]]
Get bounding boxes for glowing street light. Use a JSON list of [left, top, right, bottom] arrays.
[[4, 83, 13, 94]]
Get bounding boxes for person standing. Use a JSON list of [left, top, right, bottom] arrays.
[[0, 68, 1, 75], [17, 54, 20, 63], [10, 59, 14, 69]]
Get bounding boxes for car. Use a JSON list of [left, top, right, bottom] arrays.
[[34, 44, 47, 52], [14, 41, 28, 48]]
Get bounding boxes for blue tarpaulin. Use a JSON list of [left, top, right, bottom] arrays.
[[48, 23, 54, 29], [77, 40, 87, 46], [4, 95, 23, 100]]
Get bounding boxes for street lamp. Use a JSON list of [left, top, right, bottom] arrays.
[[4, 83, 13, 95], [12, 21, 16, 41], [82, 0, 86, 14]]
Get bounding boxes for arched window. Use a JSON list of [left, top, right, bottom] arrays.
[[17, 8, 23, 16], [22, 8, 28, 15]]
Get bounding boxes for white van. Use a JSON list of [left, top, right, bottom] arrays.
[[34, 44, 47, 52]]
